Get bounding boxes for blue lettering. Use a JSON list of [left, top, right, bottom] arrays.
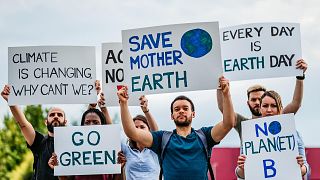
[[129, 36, 140, 52], [224, 59, 232, 72], [72, 132, 83, 146], [162, 31, 172, 48], [132, 76, 141, 92], [255, 122, 268, 137], [263, 159, 277, 178]]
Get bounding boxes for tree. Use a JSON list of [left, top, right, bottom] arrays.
[[0, 105, 46, 179]]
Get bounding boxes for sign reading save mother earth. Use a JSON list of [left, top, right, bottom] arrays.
[[121, 22, 222, 97]]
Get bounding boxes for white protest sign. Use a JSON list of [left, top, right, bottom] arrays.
[[54, 125, 121, 176], [122, 22, 222, 96], [241, 114, 301, 180], [8, 46, 97, 105], [101, 43, 140, 106], [221, 23, 302, 81]]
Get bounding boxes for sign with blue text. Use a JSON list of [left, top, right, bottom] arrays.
[[221, 23, 302, 81], [102, 43, 140, 106], [54, 125, 121, 176], [122, 22, 222, 96], [8, 46, 97, 105], [241, 114, 301, 180]]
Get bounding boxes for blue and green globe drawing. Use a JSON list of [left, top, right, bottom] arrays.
[[180, 28, 213, 58], [268, 121, 282, 135]]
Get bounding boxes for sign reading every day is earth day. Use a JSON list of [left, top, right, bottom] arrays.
[[121, 22, 222, 97], [221, 23, 302, 81]]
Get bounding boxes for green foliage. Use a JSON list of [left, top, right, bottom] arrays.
[[0, 105, 46, 179]]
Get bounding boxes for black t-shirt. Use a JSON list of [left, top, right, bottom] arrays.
[[27, 131, 58, 180]]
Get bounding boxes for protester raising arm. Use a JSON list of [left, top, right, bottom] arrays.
[[139, 95, 158, 131], [1, 85, 36, 146], [117, 86, 153, 148], [211, 76, 236, 142], [282, 59, 308, 114]]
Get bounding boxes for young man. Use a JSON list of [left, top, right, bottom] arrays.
[[1, 85, 67, 180], [117, 76, 235, 180], [217, 59, 308, 139]]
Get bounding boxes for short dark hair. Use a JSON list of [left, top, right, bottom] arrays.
[[81, 108, 106, 126], [247, 85, 266, 99], [170, 95, 195, 114]]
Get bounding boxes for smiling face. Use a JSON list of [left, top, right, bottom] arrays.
[[171, 99, 194, 127]]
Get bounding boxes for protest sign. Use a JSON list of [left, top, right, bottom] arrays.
[[102, 43, 140, 106], [122, 22, 222, 96], [54, 125, 121, 176], [221, 23, 302, 81], [241, 114, 301, 179], [8, 46, 97, 105]]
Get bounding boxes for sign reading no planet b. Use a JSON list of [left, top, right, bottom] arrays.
[[241, 114, 301, 180], [221, 23, 302, 81], [102, 43, 140, 106], [8, 46, 96, 105], [122, 22, 222, 96], [54, 125, 121, 176]]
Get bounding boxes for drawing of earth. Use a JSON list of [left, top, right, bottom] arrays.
[[180, 28, 212, 58]]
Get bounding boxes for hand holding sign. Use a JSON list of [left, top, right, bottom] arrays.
[[1, 85, 10, 102], [117, 85, 129, 104], [218, 76, 230, 94]]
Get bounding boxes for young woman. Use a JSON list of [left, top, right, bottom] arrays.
[[236, 90, 310, 179], [120, 95, 160, 180]]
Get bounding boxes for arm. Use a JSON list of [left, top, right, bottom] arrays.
[[1, 85, 36, 146], [88, 80, 102, 110], [282, 59, 307, 114], [98, 92, 112, 125], [235, 155, 246, 179], [211, 76, 236, 142], [117, 86, 153, 147], [217, 85, 239, 128], [139, 95, 158, 131]]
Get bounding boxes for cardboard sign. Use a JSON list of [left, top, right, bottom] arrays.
[[122, 22, 222, 96], [54, 125, 121, 176], [221, 23, 302, 81], [101, 43, 140, 106], [8, 46, 97, 105], [241, 114, 301, 179]]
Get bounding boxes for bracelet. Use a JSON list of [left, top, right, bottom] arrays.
[[296, 74, 305, 80], [143, 109, 149, 113]]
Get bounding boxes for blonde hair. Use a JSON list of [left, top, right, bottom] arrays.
[[260, 90, 283, 113], [247, 85, 266, 99]]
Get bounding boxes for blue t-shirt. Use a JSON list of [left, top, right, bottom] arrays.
[[150, 127, 219, 180]]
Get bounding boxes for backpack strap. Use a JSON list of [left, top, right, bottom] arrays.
[[159, 131, 173, 180], [195, 129, 215, 180]]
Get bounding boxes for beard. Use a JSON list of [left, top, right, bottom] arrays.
[[47, 120, 65, 133], [249, 105, 261, 117], [173, 115, 192, 127]]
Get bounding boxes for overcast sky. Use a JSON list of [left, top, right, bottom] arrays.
[[0, 0, 319, 147]]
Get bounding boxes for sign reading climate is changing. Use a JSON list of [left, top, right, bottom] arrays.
[[54, 125, 121, 176], [122, 22, 222, 95], [221, 23, 302, 81], [241, 114, 301, 180], [8, 46, 97, 105]]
